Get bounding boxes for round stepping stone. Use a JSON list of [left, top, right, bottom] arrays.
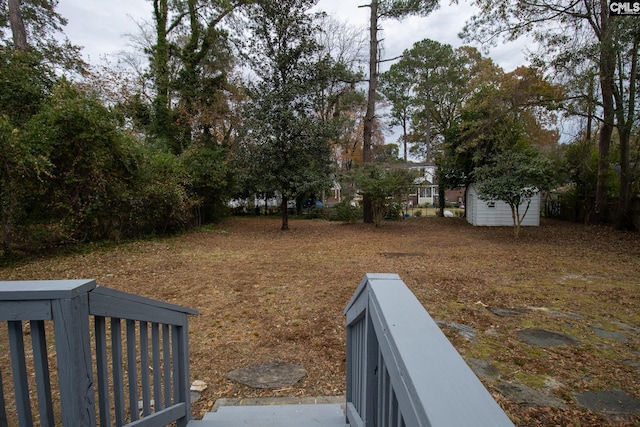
[[575, 389, 640, 416], [517, 328, 580, 347], [226, 360, 307, 389]]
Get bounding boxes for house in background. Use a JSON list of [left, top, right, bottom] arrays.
[[445, 187, 466, 207], [405, 162, 466, 208], [325, 161, 466, 209], [406, 161, 439, 207], [466, 183, 541, 227]]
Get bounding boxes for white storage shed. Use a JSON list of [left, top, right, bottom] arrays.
[[466, 183, 540, 227]]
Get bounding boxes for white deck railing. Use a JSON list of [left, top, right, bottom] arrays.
[[344, 274, 515, 427]]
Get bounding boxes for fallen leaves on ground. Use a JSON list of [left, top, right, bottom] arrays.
[[2, 217, 639, 426]]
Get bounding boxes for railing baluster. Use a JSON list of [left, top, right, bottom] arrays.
[[30, 320, 54, 427], [360, 318, 366, 413], [0, 365, 7, 427], [377, 349, 384, 426], [391, 390, 399, 427], [171, 325, 180, 409], [353, 321, 361, 413], [388, 371, 395, 427], [8, 321, 32, 427], [365, 315, 378, 426], [111, 318, 125, 426], [126, 320, 138, 422], [383, 363, 389, 426], [95, 316, 111, 427], [351, 323, 357, 411], [151, 323, 162, 411], [140, 321, 151, 417], [162, 324, 171, 408]]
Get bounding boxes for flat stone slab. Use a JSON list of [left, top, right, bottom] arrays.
[[496, 382, 566, 408], [575, 389, 640, 416], [226, 361, 307, 389], [517, 328, 580, 347], [436, 320, 477, 342], [591, 327, 629, 342], [527, 306, 584, 319], [466, 358, 500, 381], [487, 307, 529, 317]]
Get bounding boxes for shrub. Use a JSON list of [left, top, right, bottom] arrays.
[[353, 164, 418, 227], [384, 202, 403, 220], [328, 201, 362, 223]]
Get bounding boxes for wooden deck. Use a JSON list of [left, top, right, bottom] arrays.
[[189, 404, 348, 427]]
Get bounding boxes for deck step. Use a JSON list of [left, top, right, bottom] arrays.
[[188, 403, 348, 427]]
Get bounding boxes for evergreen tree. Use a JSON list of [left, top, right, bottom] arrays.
[[240, 0, 334, 230]]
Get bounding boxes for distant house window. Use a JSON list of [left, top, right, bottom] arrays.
[[487, 201, 496, 208], [420, 187, 432, 198]]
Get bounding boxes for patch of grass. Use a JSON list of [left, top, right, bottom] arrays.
[[514, 372, 548, 390], [520, 345, 549, 359], [198, 223, 230, 234]]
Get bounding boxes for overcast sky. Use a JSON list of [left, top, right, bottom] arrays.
[[56, 0, 531, 72]]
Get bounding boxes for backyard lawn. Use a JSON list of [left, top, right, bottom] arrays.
[[2, 216, 639, 426]]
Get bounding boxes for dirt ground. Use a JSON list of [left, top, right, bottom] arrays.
[[2, 216, 640, 426]]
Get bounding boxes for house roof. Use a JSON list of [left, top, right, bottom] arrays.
[[414, 176, 434, 186], [405, 161, 436, 168]]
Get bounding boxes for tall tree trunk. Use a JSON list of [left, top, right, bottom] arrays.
[[595, 2, 615, 223], [586, 76, 595, 142], [8, 0, 28, 51], [153, 0, 173, 151], [510, 205, 520, 239], [362, 0, 378, 224], [616, 127, 633, 230], [281, 196, 289, 230], [177, 0, 202, 150], [402, 119, 408, 163], [425, 104, 432, 160], [614, 27, 638, 231], [438, 182, 445, 217]]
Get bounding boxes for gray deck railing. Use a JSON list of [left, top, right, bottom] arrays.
[[344, 274, 515, 427], [0, 280, 198, 427]]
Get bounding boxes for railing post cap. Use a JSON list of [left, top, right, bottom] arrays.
[[0, 279, 97, 300], [362, 273, 402, 283], [345, 273, 403, 315]]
